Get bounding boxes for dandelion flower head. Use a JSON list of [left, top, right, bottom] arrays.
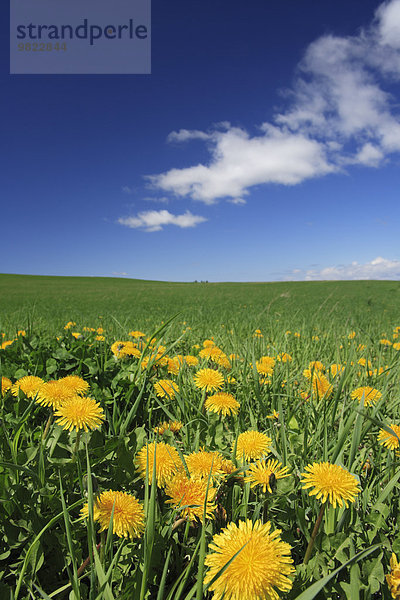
[[11, 376, 44, 399], [204, 519, 294, 600], [2, 377, 12, 396], [154, 379, 179, 399], [81, 490, 145, 539], [235, 430, 272, 462], [194, 368, 224, 392], [351, 386, 382, 407], [386, 553, 400, 599], [205, 392, 240, 416], [378, 425, 400, 451], [54, 395, 105, 432], [164, 474, 216, 521], [185, 450, 226, 480], [245, 459, 290, 493], [136, 441, 182, 487], [60, 375, 89, 395], [36, 380, 76, 410], [301, 461, 361, 508]]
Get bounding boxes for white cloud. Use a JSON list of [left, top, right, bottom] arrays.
[[377, 0, 400, 49], [149, 0, 400, 204], [167, 129, 212, 143], [286, 257, 400, 281], [118, 209, 207, 232], [150, 125, 333, 204]]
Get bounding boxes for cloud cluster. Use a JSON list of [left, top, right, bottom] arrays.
[[149, 0, 400, 204], [286, 256, 400, 281], [118, 210, 207, 232]]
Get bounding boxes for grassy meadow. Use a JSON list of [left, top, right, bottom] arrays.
[[1, 274, 400, 599]]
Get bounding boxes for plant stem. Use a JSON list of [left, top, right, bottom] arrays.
[[72, 430, 81, 462], [304, 503, 326, 565], [42, 413, 53, 441]]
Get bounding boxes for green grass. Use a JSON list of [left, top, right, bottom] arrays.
[[1, 274, 400, 599], [1, 274, 400, 336]]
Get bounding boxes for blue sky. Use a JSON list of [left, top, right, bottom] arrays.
[[2, 0, 400, 281]]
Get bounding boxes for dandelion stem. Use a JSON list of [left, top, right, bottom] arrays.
[[77, 542, 102, 577], [72, 430, 81, 462], [304, 503, 326, 565], [42, 413, 53, 441]]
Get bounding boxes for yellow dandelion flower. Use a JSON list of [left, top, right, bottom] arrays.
[[154, 379, 179, 399], [203, 339, 215, 348], [111, 340, 125, 357], [309, 360, 324, 371], [199, 346, 217, 359], [204, 519, 294, 600], [164, 474, 216, 521], [194, 368, 224, 392], [1, 340, 14, 350], [71, 332, 82, 339], [95, 335, 105, 341], [256, 356, 275, 376], [213, 353, 231, 369], [378, 425, 400, 451], [235, 430, 272, 462], [64, 321, 76, 330], [119, 342, 141, 359], [167, 357, 181, 375], [393, 343, 400, 351], [221, 458, 236, 476], [54, 396, 105, 432], [277, 352, 292, 362], [169, 420, 183, 433], [330, 364, 344, 378], [36, 380, 76, 410], [17, 330, 26, 337], [184, 355, 199, 367], [267, 410, 280, 419], [81, 490, 145, 539], [387, 553, 400, 599], [136, 442, 182, 487], [11, 376, 44, 399], [60, 375, 90, 395], [301, 461, 361, 508], [357, 357, 372, 368], [153, 421, 169, 435], [351, 386, 382, 406], [185, 450, 226, 480], [153, 420, 183, 435], [311, 372, 333, 399], [1, 377, 12, 395], [348, 331, 356, 339], [129, 330, 145, 338], [380, 338, 392, 346], [254, 329, 264, 338], [204, 392, 240, 416], [245, 458, 290, 493]]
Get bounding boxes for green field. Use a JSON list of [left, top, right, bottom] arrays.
[[1, 274, 400, 599], [1, 273, 400, 335]]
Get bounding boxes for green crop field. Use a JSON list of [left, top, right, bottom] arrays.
[[1, 274, 400, 599]]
